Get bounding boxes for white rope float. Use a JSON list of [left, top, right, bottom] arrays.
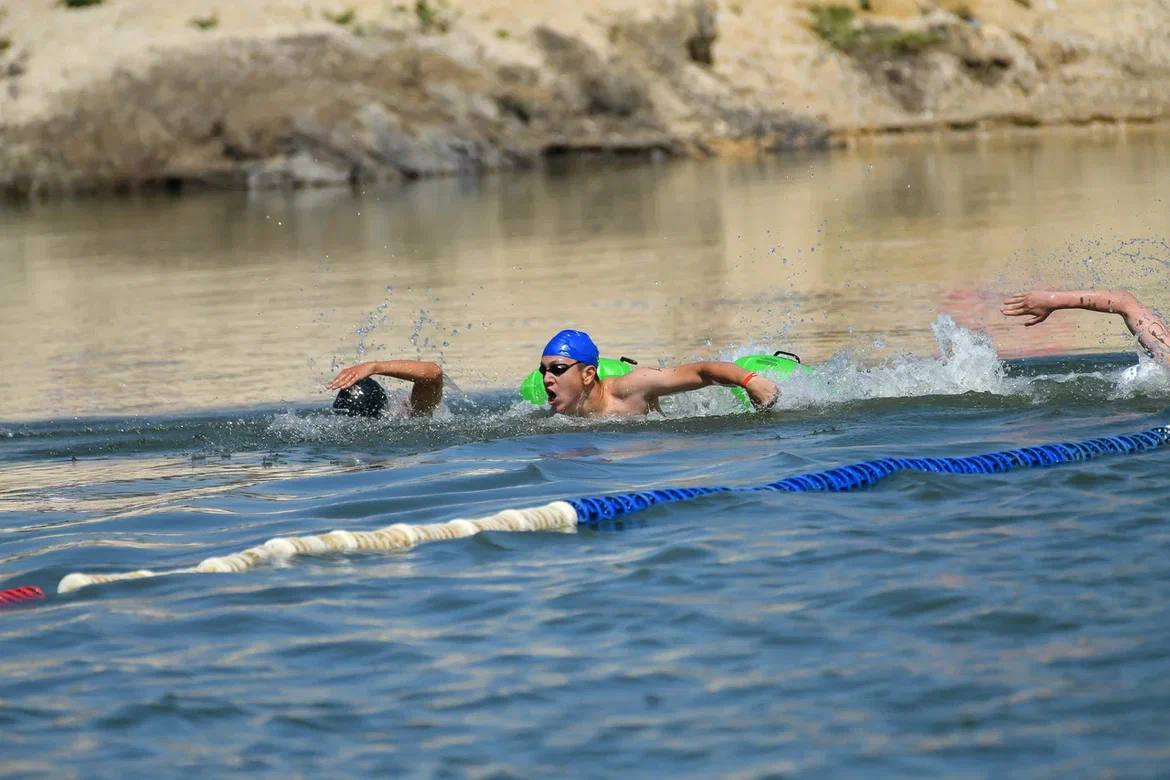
[[57, 501, 579, 594]]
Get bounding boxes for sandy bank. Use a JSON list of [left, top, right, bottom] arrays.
[[1, 0, 1168, 196]]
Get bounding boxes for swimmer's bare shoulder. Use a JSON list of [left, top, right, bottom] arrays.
[[600, 367, 660, 414]]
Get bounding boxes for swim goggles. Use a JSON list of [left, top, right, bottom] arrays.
[[538, 361, 583, 377]]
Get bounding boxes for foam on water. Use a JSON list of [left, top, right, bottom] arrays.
[[1113, 357, 1170, 398], [656, 315, 1019, 417], [772, 315, 1017, 409]]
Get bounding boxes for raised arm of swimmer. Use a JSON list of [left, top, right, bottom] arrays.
[[328, 360, 443, 416], [1001, 290, 1170, 363], [611, 363, 780, 411]]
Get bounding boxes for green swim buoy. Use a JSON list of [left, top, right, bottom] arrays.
[[729, 351, 809, 409]]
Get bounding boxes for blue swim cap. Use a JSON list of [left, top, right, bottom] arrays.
[[541, 329, 599, 366]]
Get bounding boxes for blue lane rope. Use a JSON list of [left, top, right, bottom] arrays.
[[568, 425, 1170, 525], [56, 424, 1170, 594]]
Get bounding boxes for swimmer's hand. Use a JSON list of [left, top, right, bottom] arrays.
[[1001, 291, 1057, 326], [745, 375, 780, 411], [327, 360, 444, 415], [328, 362, 377, 390]]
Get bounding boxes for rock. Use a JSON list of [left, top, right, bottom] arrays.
[[535, 27, 651, 118], [246, 150, 354, 189], [686, 0, 718, 65], [868, 0, 924, 19], [945, 18, 1035, 86], [0, 45, 27, 79], [933, 0, 975, 18], [0, 0, 1167, 197]]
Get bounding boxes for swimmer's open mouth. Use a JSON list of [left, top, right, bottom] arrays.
[[546, 388, 557, 404]]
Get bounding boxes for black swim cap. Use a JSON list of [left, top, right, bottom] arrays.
[[332, 377, 389, 418]]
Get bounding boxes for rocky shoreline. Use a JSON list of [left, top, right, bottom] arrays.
[[1, 0, 1168, 198]]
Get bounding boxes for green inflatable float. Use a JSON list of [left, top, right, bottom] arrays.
[[519, 351, 809, 408]]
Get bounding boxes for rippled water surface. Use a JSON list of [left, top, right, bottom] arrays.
[[3, 130, 1170, 777]]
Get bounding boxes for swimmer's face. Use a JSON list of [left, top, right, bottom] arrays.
[[540, 356, 596, 414]]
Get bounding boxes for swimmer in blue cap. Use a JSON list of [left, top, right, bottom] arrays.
[[327, 330, 779, 418], [1002, 289, 1170, 363], [538, 329, 779, 416]]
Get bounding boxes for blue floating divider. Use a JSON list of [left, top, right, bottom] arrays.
[[57, 424, 1170, 595], [568, 426, 1170, 524]]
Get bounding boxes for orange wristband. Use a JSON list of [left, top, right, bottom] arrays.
[[739, 371, 759, 388]]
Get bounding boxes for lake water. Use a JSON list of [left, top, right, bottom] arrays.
[[2, 127, 1170, 777]]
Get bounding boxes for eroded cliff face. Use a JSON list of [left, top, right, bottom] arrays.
[[0, 0, 1167, 196]]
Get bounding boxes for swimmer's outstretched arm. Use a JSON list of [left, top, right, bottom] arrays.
[[1002, 290, 1170, 363], [328, 360, 444, 415], [613, 362, 780, 410]]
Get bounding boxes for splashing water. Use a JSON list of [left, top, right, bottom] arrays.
[[773, 315, 1015, 408], [285, 316, 1169, 446], [1113, 356, 1170, 398], [353, 288, 393, 358]]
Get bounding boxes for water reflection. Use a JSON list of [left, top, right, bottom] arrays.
[[1, 127, 1167, 421], [0, 454, 338, 520]]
